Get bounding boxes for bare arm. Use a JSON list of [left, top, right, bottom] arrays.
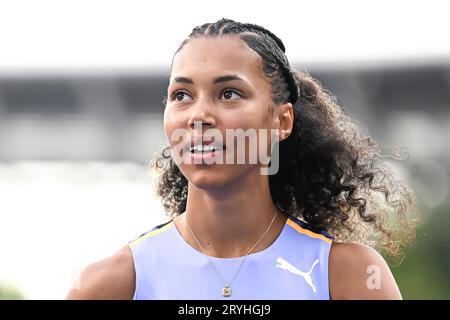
[[66, 245, 135, 300], [329, 242, 402, 300]]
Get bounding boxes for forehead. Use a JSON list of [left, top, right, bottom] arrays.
[[170, 36, 267, 85]]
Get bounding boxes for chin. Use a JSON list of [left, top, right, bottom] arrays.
[[180, 164, 241, 192], [182, 166, 225, 190]]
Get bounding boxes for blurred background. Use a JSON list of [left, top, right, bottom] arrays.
[[0, 0, 449, 299]]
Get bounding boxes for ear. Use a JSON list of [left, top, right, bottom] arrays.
[[276, 102, 294, 142]]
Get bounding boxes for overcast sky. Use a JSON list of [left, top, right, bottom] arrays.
[[0, 0, 449, 71]]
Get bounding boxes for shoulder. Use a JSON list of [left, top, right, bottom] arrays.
[[66, 245, 135, 300], [128, 220, 174, 249], [329, 242, 402, 300]]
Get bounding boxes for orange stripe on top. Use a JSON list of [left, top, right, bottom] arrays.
[[286, 218, 332, 244], [128, 220, 174, 248]]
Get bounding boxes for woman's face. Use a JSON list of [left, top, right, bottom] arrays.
[[164, 35, 281, 191]]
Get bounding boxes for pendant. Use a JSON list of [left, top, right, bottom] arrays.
[[222, 284, 232, 297]]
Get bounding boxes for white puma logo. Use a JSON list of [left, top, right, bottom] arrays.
[[276, 257, 319, 293]]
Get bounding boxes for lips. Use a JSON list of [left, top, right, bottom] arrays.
[[187, 135, 225, 154], [190, 144, 223, 153]]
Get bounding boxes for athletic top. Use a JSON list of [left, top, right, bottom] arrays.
[[128, 213, 333, 300]]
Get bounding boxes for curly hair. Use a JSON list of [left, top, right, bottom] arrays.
[[151, 18, 417, 257]]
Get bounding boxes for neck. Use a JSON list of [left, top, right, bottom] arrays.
[[175, 170, 288, 258]]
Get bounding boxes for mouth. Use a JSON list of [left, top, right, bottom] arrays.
[[189, 144, 225, 154], [185, 136, 226, 163], [187, 135, 226, 154]]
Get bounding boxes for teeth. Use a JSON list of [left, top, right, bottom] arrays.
[[190, 144, 223, 153]]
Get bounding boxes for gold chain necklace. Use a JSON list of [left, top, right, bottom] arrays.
[[185, 208, 278, 297]]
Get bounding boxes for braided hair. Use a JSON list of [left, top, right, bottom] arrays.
[[154, 18, 416, 256]]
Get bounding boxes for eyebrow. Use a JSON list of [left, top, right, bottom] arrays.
[[173, 74, 244, 85]]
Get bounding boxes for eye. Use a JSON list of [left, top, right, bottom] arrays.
[[171, 90, 193, 102], [220, 89, 242, 100]]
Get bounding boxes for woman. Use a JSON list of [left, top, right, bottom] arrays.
[[67, 18, 415, 300]]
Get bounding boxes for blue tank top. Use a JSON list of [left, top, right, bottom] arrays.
[[128, 213, 333, 300]]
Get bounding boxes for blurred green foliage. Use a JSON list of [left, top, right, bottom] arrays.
[[390, 203, 450, 299], [0, 283, 24, 300]]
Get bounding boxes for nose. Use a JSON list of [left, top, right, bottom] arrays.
[[187, 97, 216, 130]]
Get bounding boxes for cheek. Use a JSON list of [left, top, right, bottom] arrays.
[[163, 109, 180, 144], [225, 109, 271, 130]]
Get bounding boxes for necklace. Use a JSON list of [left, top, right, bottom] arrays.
[[185, 207, 278, 297]]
